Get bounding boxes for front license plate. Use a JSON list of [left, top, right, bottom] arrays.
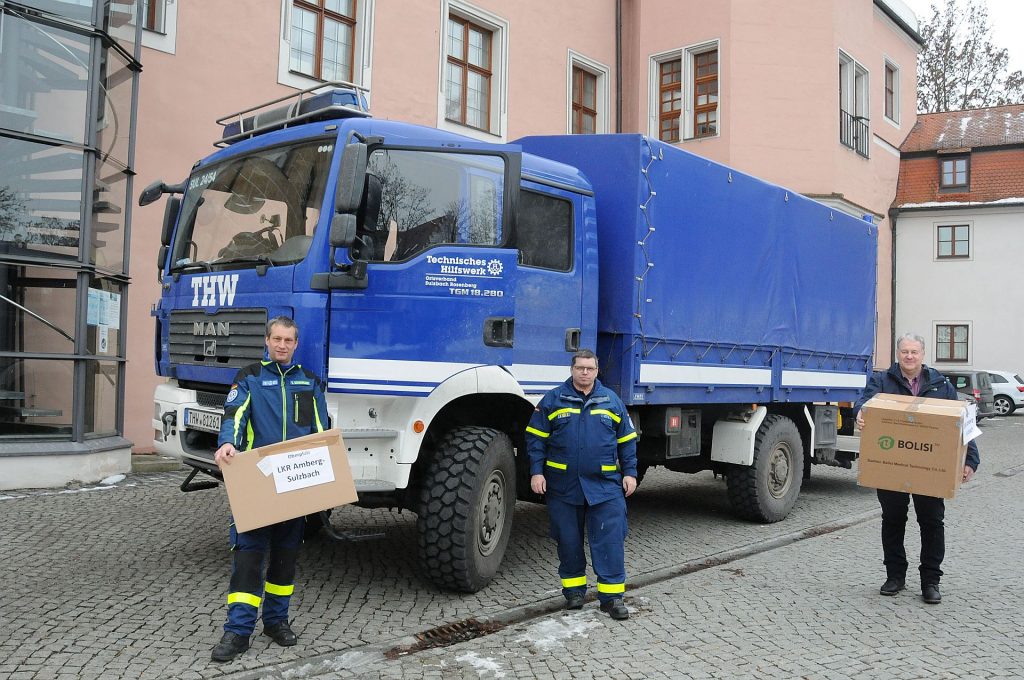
[[185, 408, 222, 434]]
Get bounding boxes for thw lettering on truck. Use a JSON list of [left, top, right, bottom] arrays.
[[191, 274, 239, 307]]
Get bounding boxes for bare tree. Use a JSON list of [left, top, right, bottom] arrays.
[[917, 0, 1024, 112]]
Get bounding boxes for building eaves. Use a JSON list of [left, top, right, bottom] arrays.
[[874, 0, 926, 46]]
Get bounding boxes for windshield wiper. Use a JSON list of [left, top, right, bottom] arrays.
[[170, 261, 213, 273], [216, 254, 276, 268]]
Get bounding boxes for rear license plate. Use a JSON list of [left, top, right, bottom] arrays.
[[185, 408, 222, 434]]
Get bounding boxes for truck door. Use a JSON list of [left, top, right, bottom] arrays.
[[509, 182, 589, 397], [326, 145, 520, 396]]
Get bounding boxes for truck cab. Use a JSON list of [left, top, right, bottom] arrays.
[[147, 85, 596, 592]]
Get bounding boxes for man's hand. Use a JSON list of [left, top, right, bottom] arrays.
[[215, 442, 238, 467], [623, 475, 637, 497], [962, 465, 975, 483], [530, 474, 546, 495], [855, 409, 865, 430]]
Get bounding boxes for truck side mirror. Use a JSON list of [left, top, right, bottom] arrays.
[[161, 196, 181, 246], [157, 245, 169, 280], [138, 179, 186, 207], [330, 213, 357, 248], [139, 179, 166, 207], [334, 142, 368, 215]]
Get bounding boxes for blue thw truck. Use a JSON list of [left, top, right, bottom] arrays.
[[143, 84, 876, 593]]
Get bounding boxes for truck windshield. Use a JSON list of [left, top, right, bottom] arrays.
[[353, 148, 505, 262], [169, 139, 335, 271]]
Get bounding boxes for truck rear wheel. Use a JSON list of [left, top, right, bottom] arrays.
[[417, 426, 516, 592], [726, 414, 804, 523]]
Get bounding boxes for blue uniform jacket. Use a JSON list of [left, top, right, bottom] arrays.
[[526, 378, 639, 505], [854, 362, 979, 470], [218, 360, 329, 450]]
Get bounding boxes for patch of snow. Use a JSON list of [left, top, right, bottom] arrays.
[[455, 651, 506, 678], [899, 198, 1024, 208], [100, 474, 126, 485], [515, 611, 603, 650], [959, 115, 972, 136]]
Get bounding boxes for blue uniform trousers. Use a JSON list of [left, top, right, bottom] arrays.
[[547, 495, 627, 603], [224, 516, 304, 636]]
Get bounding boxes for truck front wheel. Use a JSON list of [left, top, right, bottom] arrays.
[[725, 414, 804, 523], [417, 426, 516, 593]]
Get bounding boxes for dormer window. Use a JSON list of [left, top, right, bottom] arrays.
[[939, 156, 969, 190]]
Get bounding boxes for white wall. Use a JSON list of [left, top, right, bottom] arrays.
[[894, 205, 1024, 376]]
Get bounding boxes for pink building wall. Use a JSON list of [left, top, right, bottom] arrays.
[[126, 0, 918, 449]]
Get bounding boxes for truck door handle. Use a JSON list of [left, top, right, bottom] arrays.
[[484, 317, 514, 348], [565, 328, 581, 352]]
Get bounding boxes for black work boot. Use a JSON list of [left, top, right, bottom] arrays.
[[263, 620, 298, 646], [879, 578, 905, 596], [564, 592, 585, 610], [922, 583, 941, 604], [599, 598, 629, 620], [211, 631, 250, 662]]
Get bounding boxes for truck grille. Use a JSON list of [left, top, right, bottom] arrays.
[[195, 390, 227, 409], [169, 309, 267, 370]]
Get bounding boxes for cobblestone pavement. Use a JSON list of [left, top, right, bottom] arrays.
[[2, 415, 1021, 679]]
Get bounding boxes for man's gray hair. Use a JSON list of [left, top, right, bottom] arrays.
[[896, 333, 925, 351], [266, 315, 298, 339], [571, 349, 598, 368]]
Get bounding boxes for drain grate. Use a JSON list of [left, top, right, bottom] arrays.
[[384, 618, 504, 658]]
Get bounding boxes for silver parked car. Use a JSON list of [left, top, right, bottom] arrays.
[[982, 369, 1024, 415]]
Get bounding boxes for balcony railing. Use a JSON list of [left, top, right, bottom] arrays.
[[840, 109, 869, 158]]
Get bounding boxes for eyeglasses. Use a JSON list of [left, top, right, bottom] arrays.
[[572, 366, 597, 373]]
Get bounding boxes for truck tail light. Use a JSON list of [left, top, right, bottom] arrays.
[[973, 388, 981, 400]]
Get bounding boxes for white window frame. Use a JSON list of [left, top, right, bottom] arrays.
[[839, 50, 869, 120], [566, 50, 610, 135], [436, 1, 508, 142], [277, 0, 376, 94], [933, 321, 972, 364], [649, 41, 721, 142], [883, 57, 900, 127], [648, 48, 682, 142], [933, 221, 973, 261], [140, 0, 178, 55], [682, 40, 720, 141]]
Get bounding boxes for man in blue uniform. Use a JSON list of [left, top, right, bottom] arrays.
[[526, 349, 638, 620], [210, 316, 329, 662], [855, 333, 979, 605]]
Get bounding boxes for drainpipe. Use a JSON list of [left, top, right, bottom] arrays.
[[888, 207, 899, 362], [615, 0, 622, 133]]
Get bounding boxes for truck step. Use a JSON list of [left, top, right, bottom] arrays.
[[836, 435, 860, 454], [354, 479, 397, 493]]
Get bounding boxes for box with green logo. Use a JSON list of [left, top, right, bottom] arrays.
[[858, 393, 971, 499]]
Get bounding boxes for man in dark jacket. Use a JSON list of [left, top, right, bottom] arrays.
[[854, 333, 979, 605], [526, 349, 638, 620], [210, 316, 329, 661]]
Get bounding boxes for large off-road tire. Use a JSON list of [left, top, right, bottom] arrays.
[[726, 414, 804, 523], [417, 426, 516, 593]]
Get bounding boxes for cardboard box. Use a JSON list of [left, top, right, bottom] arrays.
[[221, 429, 358, 532], [857, 393, 974, 499]]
